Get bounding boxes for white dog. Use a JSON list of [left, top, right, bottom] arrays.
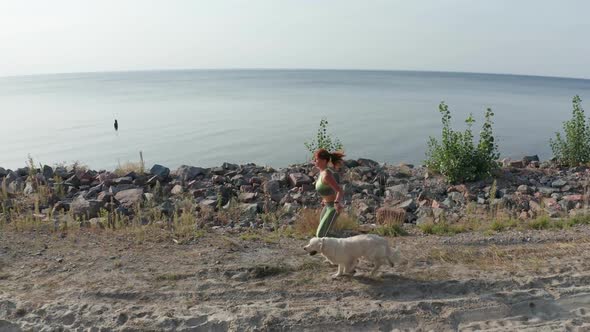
[[303, 234, 401, 278]]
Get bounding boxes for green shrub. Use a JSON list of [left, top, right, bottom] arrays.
[[550, 95, 590, 166], [419, 221, 466, 235], [425, 102, 499, 183], [372, 224, 407, 237], [304, 118, 343, 155]]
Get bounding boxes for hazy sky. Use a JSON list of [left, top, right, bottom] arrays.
[[2, 0, 590, 78]]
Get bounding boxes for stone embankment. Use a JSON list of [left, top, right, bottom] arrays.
[[1, 155, 589, 228]]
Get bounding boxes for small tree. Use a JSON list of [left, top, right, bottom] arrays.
[[550, 95, 590, 166], [304, 118, 343, 155], [425, 102, 499, 183]]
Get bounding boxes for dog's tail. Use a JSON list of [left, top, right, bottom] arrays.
[[387, 246, 401, 267]]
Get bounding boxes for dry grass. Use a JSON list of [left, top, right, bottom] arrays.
[[419, 221, 467, 235], [423, 241, 590, 273], [114, 162, 145, 176], [239, 231, 280, 244], [293, 208, 359, 237]]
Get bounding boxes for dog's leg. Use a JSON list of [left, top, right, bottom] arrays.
[[346, 259, 359, 275], [370, 262, 382, 277], [332, 264, 344, 278], [323, 258, 337, 266], [343, 259, 357, 276]]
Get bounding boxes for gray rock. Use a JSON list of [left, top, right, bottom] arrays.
[[354, 166, 373, 176], [175, 165, 206, 182], [112, 177, 133, 185], [0, 167, 7, 177], [529, 200, 542, 213], [442, 197, 454, 208], [16, 167, 29, 177], [357, 158, 380, 168], [432, 207, 445, 220], [241, 203, 259, 215], [114, 188, 144, 209], [199, 199, 217, 208], [84, 185, 103, 199], [385, 186, 408, 201], [222, 162, 239, 170], [397, 198, 417, 212], [5, 177, 24, 194], [551, 179, 567, 188], [96, 191, 114, 204], [263, 180, 282, 202], [560, 199, 576, 212], [355, 201, 371, 214], [523, 155, 540, 164], [283, 202, 298, 214], [42, 165, 53, 179], [171, 184, 184, 195], [271, 172, 288, 184], [109, 184, 136, 195], [288, 173, 312, 187], [3, 171, 19, 185], [517, 185, 531, 194], [150, 164, 170, 179], [238, 192, 256, 203], [54, 166, 69, 179], [71, 196, 101, 219], [449, 191, 465, 204], [538, 187, 558, 196]]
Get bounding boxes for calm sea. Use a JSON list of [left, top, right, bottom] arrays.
[[1, 69, 589, 170]]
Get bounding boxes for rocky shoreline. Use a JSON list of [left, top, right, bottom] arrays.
[[1, 155, 590, 231]]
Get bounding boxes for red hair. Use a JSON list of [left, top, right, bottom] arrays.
[[314, 148, 345, 169]]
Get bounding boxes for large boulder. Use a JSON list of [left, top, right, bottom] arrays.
[[175, 165, 206, 182], [288, 173, 312, 187], [150, 164, 170, 179], [42, 165, 54, 179], [70, 196, 102, 219], [114, 188, 144, 209], [263, 180, 282, 202]]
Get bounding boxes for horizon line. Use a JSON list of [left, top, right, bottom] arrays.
[[1, 67, 590, 82]]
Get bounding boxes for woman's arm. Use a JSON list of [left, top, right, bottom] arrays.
[[323, 170, 344, 212]]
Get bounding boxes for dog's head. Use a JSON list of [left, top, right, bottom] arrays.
[[303, 237, 323, 256]]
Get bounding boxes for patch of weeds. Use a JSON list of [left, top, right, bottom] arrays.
[[239, 231, 280, 244], [566, 214, 590, 227], [292, 276, 314, 286], [293, 208, 320, 237], [372, 224, 407, 237], [249, 264, 291, 279], [527, 215, 552, 230], [298, 260, 322, 271], [489, 218, 518, 232], [419, 222, 466, 235]]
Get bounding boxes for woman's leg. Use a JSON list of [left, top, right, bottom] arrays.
[[316, 204, 338, 237]]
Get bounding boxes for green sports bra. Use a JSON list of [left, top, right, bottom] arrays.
[[316, 169, 336, 196]]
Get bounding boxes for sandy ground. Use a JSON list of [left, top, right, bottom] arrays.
[[2, 226, 590, 332]]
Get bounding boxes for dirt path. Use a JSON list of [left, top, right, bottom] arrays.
[[2, 227, 590, 331]]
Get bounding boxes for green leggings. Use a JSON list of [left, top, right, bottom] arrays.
[[316, 203, 338, 237]]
